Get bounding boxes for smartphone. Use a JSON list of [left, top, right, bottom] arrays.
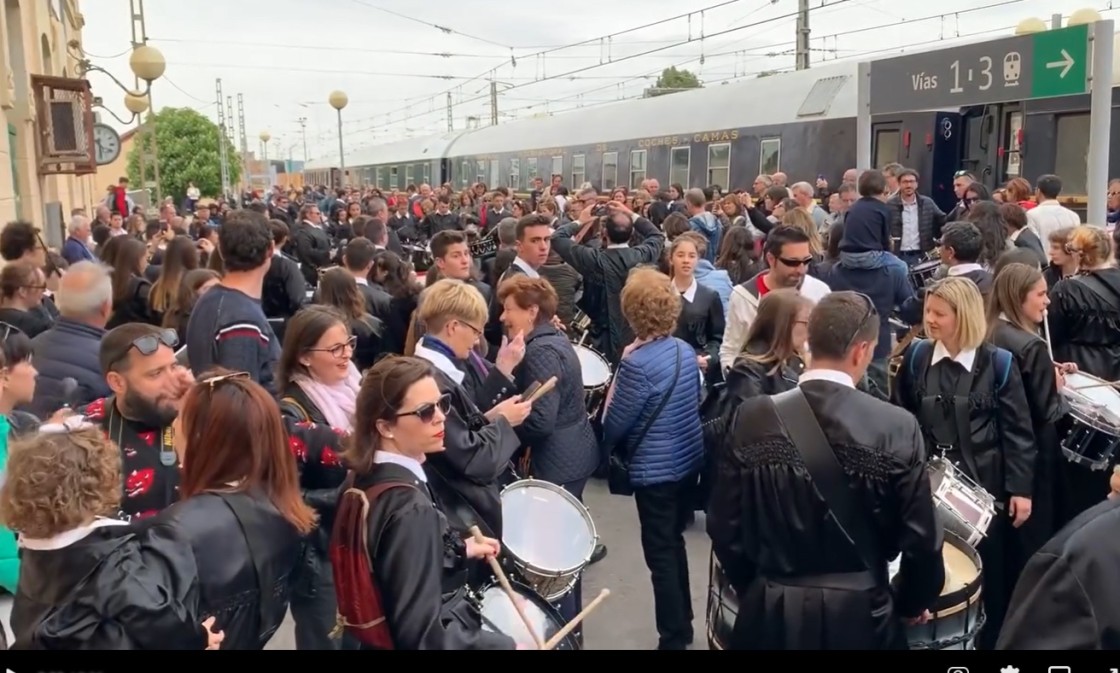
[[522, 381, 543, 400]]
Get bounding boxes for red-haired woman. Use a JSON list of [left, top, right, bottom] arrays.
[[139, 368, 323, 649]]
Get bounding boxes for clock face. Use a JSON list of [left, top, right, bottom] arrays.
[[93, 124, 121, 166]]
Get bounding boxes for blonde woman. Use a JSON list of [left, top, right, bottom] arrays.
[[781, 208, 824, 258], [891, 275, 1035, 650], [1047, 225, 1120, 381]]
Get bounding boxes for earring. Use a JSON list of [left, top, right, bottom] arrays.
[[386, 434, 394, 439]]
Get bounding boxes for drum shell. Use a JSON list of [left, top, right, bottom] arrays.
[[474, 581, 581, 650], [706, 552, 737, 651], [897, 531, 985, 650]]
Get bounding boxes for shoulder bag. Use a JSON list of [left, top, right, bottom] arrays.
[[607, 340, 682, 496], [771, 387, 880, 570]]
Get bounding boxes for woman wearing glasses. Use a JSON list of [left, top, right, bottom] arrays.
[[0, 263, 52, 338], [891, 276, 1036, 649], [412, 279, 531, 542], [275, 305, 360, 650], [332, 357, 519, 650]]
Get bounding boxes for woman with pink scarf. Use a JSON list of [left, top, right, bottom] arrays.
[[276, 305, 361, 651]]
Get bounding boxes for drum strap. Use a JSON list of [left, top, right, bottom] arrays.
[[772, 388, 880, 572], [920, 357, 981, 484]]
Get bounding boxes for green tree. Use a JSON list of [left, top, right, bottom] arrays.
[[646, 67, 703, 97], [127, 107, 240, 202]]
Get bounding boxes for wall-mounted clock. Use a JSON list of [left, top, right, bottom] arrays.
[[92, 123, 121, 165]]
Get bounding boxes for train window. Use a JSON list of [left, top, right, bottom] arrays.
[[759, 138, 780, 175], [707, 144, 730, 189], [476, 160, 486, 185], [461, 161, 470, 188], [572, 154, 586, 188], [422, 163, 431, 186], [629, 150, 647, 190], [602, 152, 618, 191], [1054, 113, 1089, 196], [551, 156, 563, 180], [489, 159, 500, 188], [510, 158, 521, 190], [527, 157, 539, 181], [874, 130, 901, 169], [1005, 111, 1023, 178], [390, 166, 399, 189], [405, 166, 415, 188], [670, 147, 690, 190]]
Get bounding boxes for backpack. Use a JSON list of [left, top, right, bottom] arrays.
[[907, 339, 1012, 391], [329, 474, 420, 649]]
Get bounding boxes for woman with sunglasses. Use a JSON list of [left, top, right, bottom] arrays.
[[331, 356, 521, 650], [138, 368, 321, 649], [891, 276, 1036, 649], [276, 305, 360, 651]]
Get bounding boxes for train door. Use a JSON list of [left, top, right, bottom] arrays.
[[1000, 105, 1025, 182], [871, 122, 903, 169]]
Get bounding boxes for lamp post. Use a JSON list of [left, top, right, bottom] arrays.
[[259, 131, 271, 189], [329, 90, 348, 188]]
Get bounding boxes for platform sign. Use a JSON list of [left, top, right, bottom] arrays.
[[869, 24, 1090, 114]]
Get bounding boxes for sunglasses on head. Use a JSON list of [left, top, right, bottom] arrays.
[[199, 371, 251, 389], [395, 392, 452, 423], [130, 328, 179, 357], [954, 170, 972, 179], [844, 292, 879, 352]]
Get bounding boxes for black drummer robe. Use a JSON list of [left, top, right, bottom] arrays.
[[707, 376, 945, 650], [891, 338, 1036, 650], [997, 496, 1120, 650]]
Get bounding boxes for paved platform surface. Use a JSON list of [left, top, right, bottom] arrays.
[[266, 477, 714, 650]]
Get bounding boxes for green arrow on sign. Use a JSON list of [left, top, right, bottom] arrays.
[[1031, 24, 1090, 99]]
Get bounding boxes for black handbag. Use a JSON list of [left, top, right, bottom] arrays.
[[607, 341, 683, 496], [771, 387, 880, 570]]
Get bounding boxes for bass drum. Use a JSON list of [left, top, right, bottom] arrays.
[[475, 581, 581, 650], [889, 530, 985, 650]]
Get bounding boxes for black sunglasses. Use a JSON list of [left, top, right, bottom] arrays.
[[131, 328, 179, 357], [844, 292, 878, 352], [778, 256, 814, 268], [395, 392, 452, 423]]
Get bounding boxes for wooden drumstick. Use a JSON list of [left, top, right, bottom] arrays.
[[542, 588, 611, 650], [468, 525, 544, 649]]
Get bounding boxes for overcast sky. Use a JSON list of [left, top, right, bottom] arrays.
[[79, 0, 1108, 163]]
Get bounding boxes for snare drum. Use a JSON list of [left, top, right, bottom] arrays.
[[889, 531, 985, 650], [908, 260, 942, 290], [1060, 371, 1120, 470], [928, 456, 996, 548], [500, 479, 598, 601], [574, 344, 612, 417], [474, 581, 581, 650]]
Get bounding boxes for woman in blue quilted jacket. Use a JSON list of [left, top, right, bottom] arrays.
[[601, 267, 705, 650]]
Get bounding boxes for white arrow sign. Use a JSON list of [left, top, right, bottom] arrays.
[[1046, 49, 1076, 78]]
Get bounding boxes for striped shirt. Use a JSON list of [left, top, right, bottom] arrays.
[[185, 285, 280, 394]]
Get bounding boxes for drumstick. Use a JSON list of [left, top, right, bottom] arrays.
[[1042, 310, 1055, 361], [525, 376, 557, 403], [468, 525, 544, 649], [542, 588, 611, 650]]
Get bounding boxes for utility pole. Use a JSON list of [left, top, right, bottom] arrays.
[[297, 117, 308, 162], [795, 0, 811, 71], [236, 93, 248, 197], [215, 79, 231, 200], [130, 0, 161, 201], [225, 94, 235, 197], [446, 92, 453, 132], [489, 80, 498, 126]]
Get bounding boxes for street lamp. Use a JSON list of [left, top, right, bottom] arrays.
[[329, 90, 348, 187], [74, 41, 166, 125]]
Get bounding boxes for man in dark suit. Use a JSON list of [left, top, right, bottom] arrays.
[[484, 215, 553, 350], [261, 219, 306, 342], [707, 292, 944, 650], [1003, 202, 1047, 267]]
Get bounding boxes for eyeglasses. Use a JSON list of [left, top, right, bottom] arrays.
[[395, 392, 452, 423], [844, 292, 879, 352], [199, 370, 251, 390], [777, 256, 814, 268], [306, 335, 357, 359]]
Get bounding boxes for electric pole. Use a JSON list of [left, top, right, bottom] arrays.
[[236, 93, 248, 197], [489, 80, 498, 126], [297, 117, 308, 162], [215, 79, 231, 200], [795, 0, 810, 70], [446, 92, 453, 132], [130, 0, 161, 201]]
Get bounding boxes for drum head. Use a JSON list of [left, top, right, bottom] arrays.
[[1064, 372, 1120, 430], [932, 531, 983, 613], [478, 583, 579, 650], [574, 345, 612, 387], [501, 480, 597, 573]]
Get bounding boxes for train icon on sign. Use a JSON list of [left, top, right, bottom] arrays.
[[1004, 52, 1022, 86]]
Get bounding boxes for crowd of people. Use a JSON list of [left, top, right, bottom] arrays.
[[0, 163, 1116, 651]]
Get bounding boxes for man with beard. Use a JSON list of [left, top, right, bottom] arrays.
[[77, 323, 193, 520]]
